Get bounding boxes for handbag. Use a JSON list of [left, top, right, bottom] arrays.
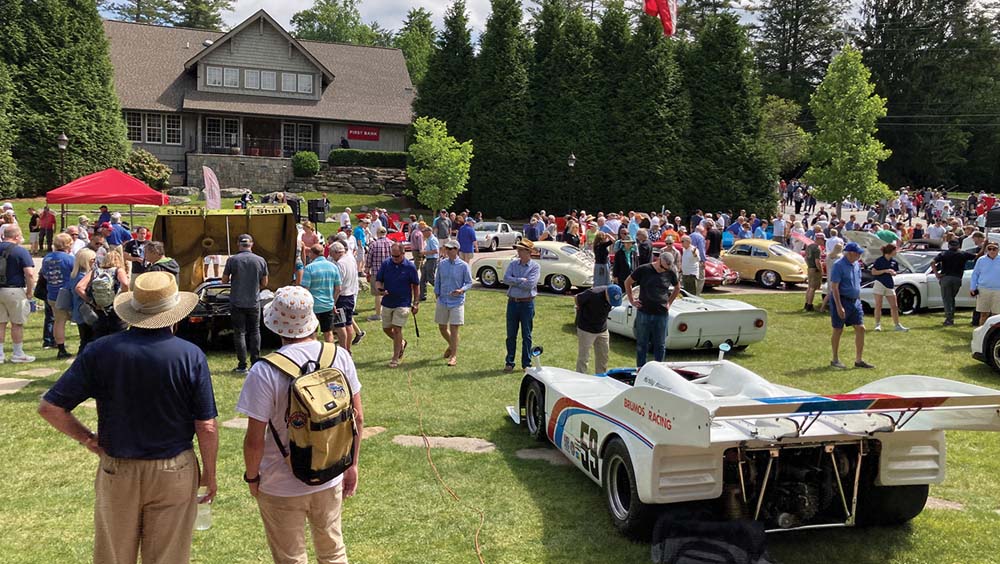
[[78, 302, 100, 326], [55, 287, 73, 311]]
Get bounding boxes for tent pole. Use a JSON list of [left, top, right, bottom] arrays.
[[60, 204, 65, 231], [130, 204, 134, 229]]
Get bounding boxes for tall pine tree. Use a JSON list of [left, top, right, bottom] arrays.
[[755, 0, 845, 108], [683, 14, 777, 215], [0, 61, 18, 197], [412, 0, 475, 142], [176, 0, 233, 30], [13, 0, 130, 194], [100, 0, 178, 25], [593, 0, 632, 208], [393, 8, 436, 86], [466, 0, 532, 216], [291, 0, 390, 46]]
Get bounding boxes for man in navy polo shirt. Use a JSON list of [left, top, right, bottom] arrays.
[[375, 242, 419, 368], [457, 217, 478, 263], [38, 271, 218, 563], [829, 242, 874, 369]]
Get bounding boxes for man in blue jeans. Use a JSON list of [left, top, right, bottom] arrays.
[[222, 234, 269, 373], [503, 240, 540, 372], [829, 242, 874, 369], [624, 252, 680, 367]]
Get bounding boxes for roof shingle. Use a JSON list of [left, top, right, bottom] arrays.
[[103, 19, 415, 126]]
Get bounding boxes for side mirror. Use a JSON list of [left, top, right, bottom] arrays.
[[531, 346, 544, 369], [718, 342, 732, 362]]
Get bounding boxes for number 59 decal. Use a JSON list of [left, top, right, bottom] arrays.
[[579, 422, 600, 479]]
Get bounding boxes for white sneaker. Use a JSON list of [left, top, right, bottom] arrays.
[[10, 354, 35, 364], [0, 356, 5, 364], [873, 324, 882, 332], [895, 324, 909, 332]]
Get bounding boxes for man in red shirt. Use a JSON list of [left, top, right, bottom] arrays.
[[37, 206, 56, 254]]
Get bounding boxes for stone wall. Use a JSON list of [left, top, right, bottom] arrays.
[[285, 166, 407, 195], [186, 154, 294, 193]]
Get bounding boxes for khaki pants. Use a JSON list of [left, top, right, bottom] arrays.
[[256, 484, 347, 564], [576, 328, 610, 374], [94, 449, 199, 564]]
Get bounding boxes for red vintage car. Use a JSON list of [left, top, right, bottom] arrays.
[[609, 241, 739, 287]]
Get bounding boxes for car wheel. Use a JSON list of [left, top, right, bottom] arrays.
[[986, 330, 1000, 371], [895, 285, 921, 315], [857, 482, 928, 527], [479, 266, 499, 288], [757, 270, 782, 289], [489, 238, 499, 252], [549, 274, 571, 293], [602, 437, 656, 539], [514, 236, 522, 248], [524, 380, 547, 442]]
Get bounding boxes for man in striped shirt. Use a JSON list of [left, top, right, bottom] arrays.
[[301, 244, 341, 343], [365, 227, 392, 321]]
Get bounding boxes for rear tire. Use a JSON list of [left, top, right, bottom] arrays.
[[895, 285, 921, 315], [602, 437, 657, 539], [489, 238, 499, 252], [479, 266, 499, 288], [857, 482, 929, 526], [985, 329, 1000, 371], [757, 270, 782, 289], [524, 380, 547, 442]]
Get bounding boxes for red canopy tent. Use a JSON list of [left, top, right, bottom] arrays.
[[46, 168, 170, 229]]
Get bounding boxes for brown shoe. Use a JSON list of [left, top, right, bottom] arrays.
[[503, 364, 514, 373]]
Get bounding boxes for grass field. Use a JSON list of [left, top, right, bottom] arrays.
[[2, 288, 1000, 564]]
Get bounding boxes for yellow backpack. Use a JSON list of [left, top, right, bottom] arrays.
[[265, 342, 357, 486]]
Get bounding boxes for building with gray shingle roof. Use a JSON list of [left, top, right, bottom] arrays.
[[104, 10, 414, 185]]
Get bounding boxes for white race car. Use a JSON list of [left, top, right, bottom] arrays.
[[509, 351, 1000, 538], [971, 314, 1000, 371], [606, 292, 767, 351]]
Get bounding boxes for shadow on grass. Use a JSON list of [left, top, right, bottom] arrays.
[[768, 523, 917, 564]]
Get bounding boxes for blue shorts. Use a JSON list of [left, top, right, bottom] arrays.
[[832, 297, 864, 329]]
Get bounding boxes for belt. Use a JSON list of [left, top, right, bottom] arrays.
[[509, 297, 534, 303]]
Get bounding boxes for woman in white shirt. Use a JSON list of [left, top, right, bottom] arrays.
[[680, 235, 700, 295]]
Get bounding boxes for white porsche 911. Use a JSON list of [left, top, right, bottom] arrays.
[[509, 350, 1000, 538]]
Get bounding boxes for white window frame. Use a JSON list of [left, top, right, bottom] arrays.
[[261, 71, 276, 91], [125, 112, 143, 142], [206, 66, 223, 87], [297, 74, 313, 94], [223, 67, 240, 88], [144, 113, 163, 144], [165, 115, 182, 146], [245, 69, 260, 90], [281, 72, 296, 92]]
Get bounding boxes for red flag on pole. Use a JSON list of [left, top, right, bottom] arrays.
[[203, 166, 221, 210], [645, 0, 678, 36]]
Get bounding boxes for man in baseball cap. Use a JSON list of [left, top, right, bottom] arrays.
[[829, 241, 874, 369], [222, 233, 269, 373]]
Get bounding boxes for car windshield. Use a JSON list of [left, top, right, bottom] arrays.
[[769, 244, 798, 258], [897, 252, 934, 273], [562, 245, 593, 263], [474, 223, 498, 232]]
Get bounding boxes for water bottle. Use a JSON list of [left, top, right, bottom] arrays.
[[194, 486, 212, 531]]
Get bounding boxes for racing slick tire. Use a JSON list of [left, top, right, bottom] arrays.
[[856, 464, 929, 527], [757, 270, 782, 289], [479, 266, 500, 289], [524, 380, 547, 442], [895, 285, 921, 315], [602, 437, 657, 539]]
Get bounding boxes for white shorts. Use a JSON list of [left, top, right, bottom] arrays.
[[872, 281, 895, 297], [977, 289, 1000, 313], [0, 287, 31, 325], [382, 306, 410, 328], [28, 233, 38, 244], [203, 255, 221, 265], [435, 303, 465, 326]]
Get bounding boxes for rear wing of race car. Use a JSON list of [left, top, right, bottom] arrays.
[[711, 375, 1000, 435]]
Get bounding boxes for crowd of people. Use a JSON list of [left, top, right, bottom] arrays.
[[6, 182, 1000, 564]]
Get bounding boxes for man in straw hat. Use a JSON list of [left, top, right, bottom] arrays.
[[238, 285, 363, 564], [502, 239, 540, 373], [38, 271, 219, 563]]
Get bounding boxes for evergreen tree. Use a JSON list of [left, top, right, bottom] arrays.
[[100, 0, 178, 25], [760, 95, 811, 175], [676, 0, 736, 38], [614, 14, 689, 213], [0, 61, 18, 197], [755, 0, 845, 108], [683, 14, 777, 215], [593, 0, 632, 209], [530, 8, 601, 212], [466, 0, 533, 216], [412, 0, 475, 142], [176, 0, 233, 30], [805, 46, 890, 216], [13, 0, 130, 194], [393, 8, 436, 86], [291, 0, 390, 46]]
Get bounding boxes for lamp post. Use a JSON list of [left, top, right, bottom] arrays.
[[57, 133, 69, 229], [567, 153, 576, 211]]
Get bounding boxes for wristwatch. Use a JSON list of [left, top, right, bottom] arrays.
[[79, 431, 96, 446], [243, 471, 261, 484]]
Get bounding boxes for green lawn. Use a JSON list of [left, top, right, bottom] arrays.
[[2, 290, 1000, 563]]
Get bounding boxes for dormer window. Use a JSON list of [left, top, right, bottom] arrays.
[[281, 72, 296, 92], [223, 68, 239, 88], [297, 74, 313, 94], [206, 66, 223, 87]]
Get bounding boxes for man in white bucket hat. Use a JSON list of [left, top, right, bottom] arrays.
[[238, 285, 364, 564], [38, 271, 219, 563]]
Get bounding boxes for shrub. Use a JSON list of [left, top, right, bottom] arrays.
[[327, 149, 408, 168], [120, 148, 172, 189], [406, 117, 473, 212], [292, 151, 320, 177]]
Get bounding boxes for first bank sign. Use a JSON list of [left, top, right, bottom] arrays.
[[347, 125, 380, 141]]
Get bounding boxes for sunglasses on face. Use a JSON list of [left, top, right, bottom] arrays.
[[391, 254, 403, 259]]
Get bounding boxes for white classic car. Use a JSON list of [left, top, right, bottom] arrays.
[[474, 221, 522, 251], [509, 352, 1000, 538], [607, 292, 767, 351], [971, 314, 1000, 371], [473, 241, 594, 293], [843, 231, 976, 314]]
